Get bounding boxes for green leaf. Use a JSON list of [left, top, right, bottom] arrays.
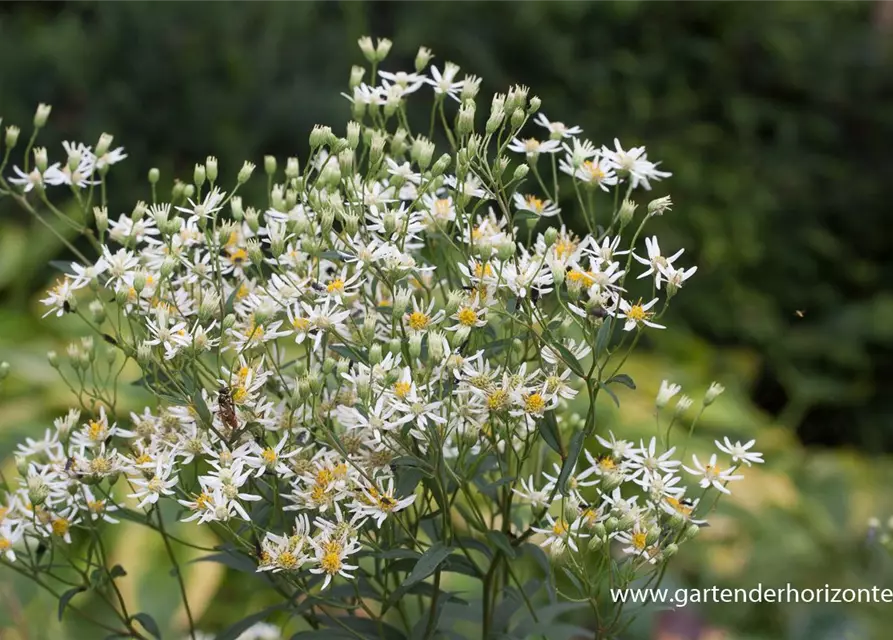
[[607, 373, 636, 389], [486, 530, 517, 559], [595, 317, 613, 357], [557, 431, 585, 496], [403, 543, 454, 587], [192, 387, 212, 427], [57, 586, 86, 621], [598, 381, 620, 407], [328, 343, 368, 364], [131, 613, 161, 639], [546, 339, 585, 377], [191, 550, 257, 574], [537, 411, 562, 454]]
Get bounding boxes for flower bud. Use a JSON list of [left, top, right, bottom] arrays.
[[237, 161, 256, 184], [205, 156, 218, 183], [244, 207, 260, 233], [485, 108, 505, 135], [369, 343, 383, 365], [5, 125, 20, 148], [47, 350, 59, 368], [431, 153, 452, 177], [222, 314, 236, 331], [33, 147, 48, 172], [375, 38, 393, 62], [511, 164, 529, 182], [264, 155, 277, 176], [33, 103, 52, 128], [415, 46, 433, 73], [115, 288, 129, 306], [647, 195, 673, 216], [587, 535, 605, 551], [409, 333, 423, 359], [358, 36, 376, 62], [510, 108, 525, 130], [617, 512, 637, 532], [88, 299, 106, 324], [680, 524, 700, 543], [349, 65, 365, 90], [336, 359, 350, 376], [617, 198, 637, 228], [0, 361, 9, 382], [704, 382, 725, 406], [193, 163, 206, 188], [544, 227, 558, 248], [94, 206, 108, 235], [95, 133, 113, 158], [457, 102, 476, 137], [148, 167, 160, 184], [604, 516, 619, 534]]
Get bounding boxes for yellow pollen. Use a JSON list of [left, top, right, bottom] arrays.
[[408, 311, 430, 331], [473, 262, 493, 278], [567, 270, 594, 286], [456, 307, 478, 326], [292, 317, 310, 331], [321, 551, 342, 574], [232, 386, 248, 404], [195, 493, 211, 510], [626, 304, 648, 323], [377, 495, 398, 511], [583, 160, 605, 181], [135, 453, 152, 466], [51, 518, 70, 537], [524, 393, 546, 414], [278, 551, 299, 570], [236, 283, 250, 299], [487, 389, 508, 411], [229, 248, 248, 264], [310, 485, 327, 504], [393, 381, 411, 399], [0, 537, 9, 551], [87, 421, 105, 441], [262, 448, 277, 465], [552, 520, 568, 536], [523, 138, 540, 153], [87, 500, 105, 514], [632, 531, 648, 550], [525, 195, 544, 212], [598, 456, 616, 471], [327, 278, 345, 293], [315, 468, 334, 486]]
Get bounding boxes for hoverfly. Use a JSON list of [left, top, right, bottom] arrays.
[[216, 385, 239, 435]]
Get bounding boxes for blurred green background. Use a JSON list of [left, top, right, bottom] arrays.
[[2, 2, 893, 639]]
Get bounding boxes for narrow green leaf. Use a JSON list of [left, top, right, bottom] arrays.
[[598, 381, 620, 407], [557, 431, 584, 495], [403, 543, 453, 587], [131, 613, 161, 640], [594, 317, 613, 357], [607, 373, 635, 389], [547, 340, 585, 377], [486, 530, 517, 559], [537, 411, 562, 454], [58, 586, 86, 621]]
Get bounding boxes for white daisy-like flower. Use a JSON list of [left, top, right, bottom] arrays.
[[715, 437, 764, 467]]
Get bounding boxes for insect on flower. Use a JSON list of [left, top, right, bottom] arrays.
[[216, 385, 239, 436]]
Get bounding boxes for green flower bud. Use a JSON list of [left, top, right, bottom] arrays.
[[148, 167, 160, 184], [264, 155, 277, 176], [369, 343, 383, 365], [5, 125, 20, 149], [205, 156, 218, 183], [222, 314, 236, 331], [237, 161, 256, 184], [512, 164, 529, 182], [33, 103, 52, 128], [415, 46, 433, 73]]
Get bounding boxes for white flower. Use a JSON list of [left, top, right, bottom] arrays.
[[600, 138, 671, 190], [715, 437, 763, 467], [615, 297, 665, 331], [632, 236, 684, 290], [512, 192, 561, 218], [704, 382, 725, 405], [683, 453, 744, 495], [507, 136, 561, 157], [533, 113, 582, 139], [656, 380, 682, 408], [532, 514, 588, 554]]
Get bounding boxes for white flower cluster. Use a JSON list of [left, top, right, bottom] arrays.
[[0, 37, 762, 634]]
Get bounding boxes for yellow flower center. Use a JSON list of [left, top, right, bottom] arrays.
[[315, 468, 334, 486], [487, 389, 508, 411], [554, 239, 576, 259], [632, 531, 648, 550], [321, 551, 342, 575], [457, 307, 478, 326], [524, 393, 546, 414], [393, 381, 411, 399], [566, 270, 594, 286], [626, 304, 648, 323], [327, 278, 345, 293], [87, 500, 105, 514], [90, 457, 111, 475], [232, 386, 248, 404], [523, 138, 540, 153], [408, 311, 430, 331], [552, 520, 568, 536], [377, 495, 398, 512], [292, 317, 310, 331], [262, 448, 277, 465], [473, 262, 493, 278], [229, 248, 248, 265], [195, 493, 211, 510], [278, 551, 299, 570], [88, 420, 105, 441], [583, 160, 605, 181], [666, 497, 693, 517], [524, 195, 544, 212], [52, 518, 70, 537], [598, 456, 616, 471]]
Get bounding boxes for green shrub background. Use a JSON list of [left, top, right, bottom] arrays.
[[1, 2, 893, 639]]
